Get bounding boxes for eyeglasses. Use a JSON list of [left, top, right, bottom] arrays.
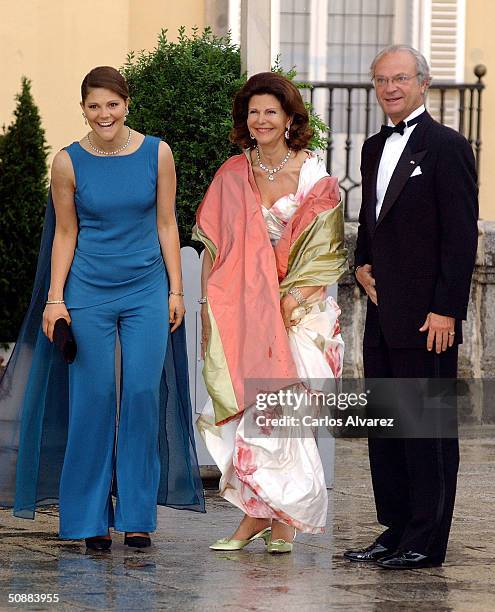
[[372, 73, 420, 88]]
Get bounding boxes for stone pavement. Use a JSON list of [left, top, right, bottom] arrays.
[[1, 429, 494, 611]]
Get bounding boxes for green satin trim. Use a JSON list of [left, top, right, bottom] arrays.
[[202, 301, 239, 423], [279, 201, 348, 295], [191, 225, 238, 423], [191, 224, 217, 260]]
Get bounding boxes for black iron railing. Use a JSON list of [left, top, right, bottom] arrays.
[[298, 65, 486, 220]]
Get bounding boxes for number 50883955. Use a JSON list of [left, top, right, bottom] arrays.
[[8, 594, 60, 604]]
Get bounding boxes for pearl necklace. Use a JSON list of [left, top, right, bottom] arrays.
[[256, 145, 292, 181], [87, 127, 132, 156]]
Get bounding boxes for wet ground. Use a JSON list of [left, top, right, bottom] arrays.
[[1, 428, 494, 611]]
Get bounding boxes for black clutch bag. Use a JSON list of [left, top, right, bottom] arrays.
[[53, 318, 77, 364]]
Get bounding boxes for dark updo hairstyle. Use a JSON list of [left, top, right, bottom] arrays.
[[81, 66, 129, 102], [230, 72, 313, 150]]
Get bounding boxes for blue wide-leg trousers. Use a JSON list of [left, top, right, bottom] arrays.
[[59, 282, 168, 539]]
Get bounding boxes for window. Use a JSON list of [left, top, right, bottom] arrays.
[[327, 0, 395, 81], [279, 0, 312, 80]]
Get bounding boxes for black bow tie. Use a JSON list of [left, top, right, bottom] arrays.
[[380, 113, 424, 139]]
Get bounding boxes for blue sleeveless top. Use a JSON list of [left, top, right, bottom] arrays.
[[64, 135, 165, 308]]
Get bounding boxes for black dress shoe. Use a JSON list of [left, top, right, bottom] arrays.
[[343, 542, 390, 562], [124, 534, 151, 548], [85, 537, 112, 551], [377, 551, 442, 569]]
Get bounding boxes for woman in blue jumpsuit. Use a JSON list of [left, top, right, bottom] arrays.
[[38, 66, 199, 549]]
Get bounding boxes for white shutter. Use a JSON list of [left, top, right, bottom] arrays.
[[429, 0, 465, 82], [413, 0, 465, 128]]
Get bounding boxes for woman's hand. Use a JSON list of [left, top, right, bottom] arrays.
[[42, 304, 71, 342], [200, 304, 211, 359], [280, 293, 300, 329], [169, 294, 185, 332]]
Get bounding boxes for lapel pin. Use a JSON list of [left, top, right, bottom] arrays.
[[410, 160, 415, 164]]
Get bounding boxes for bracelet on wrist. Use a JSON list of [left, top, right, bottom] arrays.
[[288, 287, 306, 306], [169, 290, 184, 296], [198, 296, 207, 304], [46, 299, 65, 305]]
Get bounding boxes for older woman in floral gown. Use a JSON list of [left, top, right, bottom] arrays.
[[194, 72, 347, 553]]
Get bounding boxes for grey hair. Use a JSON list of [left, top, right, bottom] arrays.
[[370, 45, 431, 86]]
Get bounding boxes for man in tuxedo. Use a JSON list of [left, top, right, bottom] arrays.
[[344, 45, 478, 569]]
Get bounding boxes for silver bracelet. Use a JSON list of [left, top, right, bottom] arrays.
[[198, 296, 207, 304], [46, 299, 65, 305], [288, 287, 306, 306]]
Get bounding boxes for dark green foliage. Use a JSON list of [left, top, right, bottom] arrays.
[[122, 27, 244, 248], [0, 78, 49, 340]]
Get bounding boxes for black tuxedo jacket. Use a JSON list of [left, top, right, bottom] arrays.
[[355, 111, 478, 349]]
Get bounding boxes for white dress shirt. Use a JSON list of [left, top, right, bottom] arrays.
[[375, 104, 426, 219]]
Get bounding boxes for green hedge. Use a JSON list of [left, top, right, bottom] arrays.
[[0, 78, 48, 341], [123, 27, 244, 248]]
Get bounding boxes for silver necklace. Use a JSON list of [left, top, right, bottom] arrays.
[[87, 127, 132, 156], [256, 145, 292, 181]]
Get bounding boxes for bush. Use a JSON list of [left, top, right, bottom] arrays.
[[0, 78, 49, 341], [123, 28, 328, 248], [123, 27, 243, 248]]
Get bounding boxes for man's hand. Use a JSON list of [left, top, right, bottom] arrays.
[[419, 312, 456, 353], [355, 264, 378, 305]]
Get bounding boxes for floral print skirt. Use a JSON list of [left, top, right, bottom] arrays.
[[197, 295, 344, 533]]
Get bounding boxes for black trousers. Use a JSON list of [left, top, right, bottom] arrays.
[[363, 332, 459, 563]]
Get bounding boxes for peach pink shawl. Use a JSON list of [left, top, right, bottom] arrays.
[[194, 153, 345, 425]]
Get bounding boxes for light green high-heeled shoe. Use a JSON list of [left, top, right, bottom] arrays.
[[209, 527, 271, 551], [266, 529, 296, 554]]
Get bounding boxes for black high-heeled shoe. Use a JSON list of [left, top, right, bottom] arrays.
[[124, 533, 151, 548], [85, 536, 112, 551]]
